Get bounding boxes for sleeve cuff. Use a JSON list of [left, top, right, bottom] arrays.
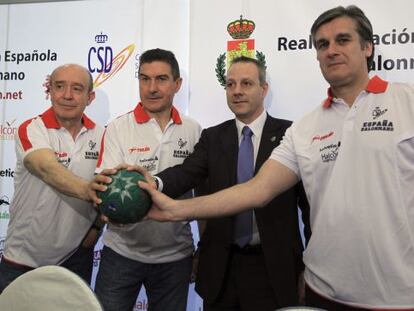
[[154, 176, 164, 191]]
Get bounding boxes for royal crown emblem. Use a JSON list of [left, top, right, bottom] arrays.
[[216, 15, 266, 88], [95, 32, 108, 44], [227, 15, 255, 39]]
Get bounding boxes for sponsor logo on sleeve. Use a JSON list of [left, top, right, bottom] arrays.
[[55, 151, 70, 166]]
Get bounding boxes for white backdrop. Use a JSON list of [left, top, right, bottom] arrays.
[[189, 0, 414, 127], [0, 1, 413, 310]]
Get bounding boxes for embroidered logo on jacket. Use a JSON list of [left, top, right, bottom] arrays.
[[55, 151, 70, 166], [129, 146, 150, 153], [178, 138, 187, 149], [361, 120, 393, 132], [173, 149, 190, 159], [85, 140, 99, 160], [361, 107, 393, 132], [372, 106, 388, 120], [320, 141, 341, 163], [312, 131, 334, 142], [139, 156, 158, 172]]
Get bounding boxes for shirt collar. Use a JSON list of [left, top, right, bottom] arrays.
[[40, 107, 95, 129], [133, 102, 182, 124], [235, 109, 267, 139], [322, 75, 389, 108]]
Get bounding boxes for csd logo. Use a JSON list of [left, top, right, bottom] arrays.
[[87, 32, 135, 88], [88, 32, 113, 74]]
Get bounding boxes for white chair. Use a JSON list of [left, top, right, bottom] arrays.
[[276, 307, 326, 311], [0, 265, 103, 311]]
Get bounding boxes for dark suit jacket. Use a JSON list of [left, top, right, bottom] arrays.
[[158, 114, 311, 306]]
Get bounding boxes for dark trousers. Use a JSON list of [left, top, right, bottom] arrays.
[[60, 245, 94, 284], [95, 246, 192, 311], [0, 245, 94, 294], [204, 245, 279, 311]]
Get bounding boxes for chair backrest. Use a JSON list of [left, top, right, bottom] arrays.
[[275, 307, 327, 311], [0, 265, 103, 311]]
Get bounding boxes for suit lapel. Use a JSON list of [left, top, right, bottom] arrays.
[[256, 115, 283, 172], [219, 121, 239, 184]]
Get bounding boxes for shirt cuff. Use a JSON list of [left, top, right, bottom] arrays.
[[154, 176, 163, 191]]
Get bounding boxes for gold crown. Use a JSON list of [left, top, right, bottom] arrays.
[[227, 15, 255, 39]]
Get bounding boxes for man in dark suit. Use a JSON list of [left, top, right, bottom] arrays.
[[155, 56, 311, 311]]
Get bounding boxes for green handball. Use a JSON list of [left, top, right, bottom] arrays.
[[97, 170, 152, 224]]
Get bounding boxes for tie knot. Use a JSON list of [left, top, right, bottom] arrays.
[[242, 126, 253, 138]]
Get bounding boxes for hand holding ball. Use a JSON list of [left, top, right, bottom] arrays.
[[97, 170, 152, 224]]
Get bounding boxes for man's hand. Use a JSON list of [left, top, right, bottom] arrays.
[[88, 163, 136, 205], [125, 165, 157, 189], [91, 164, 157, 225], [88, 168, 117, 206], [138, 180, 179, 222]]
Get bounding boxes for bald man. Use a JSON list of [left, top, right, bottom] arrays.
[[0, 64, 103, 293]]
